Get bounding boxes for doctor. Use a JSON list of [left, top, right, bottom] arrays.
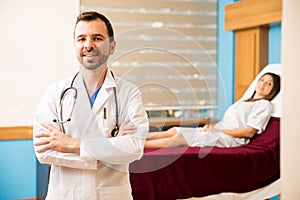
[[33, 11, 149, 200]]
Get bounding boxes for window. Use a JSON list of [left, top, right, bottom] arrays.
[[80, 0, 217, 120]]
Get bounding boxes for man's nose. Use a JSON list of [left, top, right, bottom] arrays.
[[84, 39, 95, 51]]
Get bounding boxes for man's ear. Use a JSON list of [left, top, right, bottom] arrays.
[[109, 41, 116, 55]]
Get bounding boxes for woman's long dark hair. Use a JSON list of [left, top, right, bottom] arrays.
[[245, 72, 281, 102]]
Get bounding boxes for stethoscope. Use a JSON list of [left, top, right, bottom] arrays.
[[53, 71, 119, 137]]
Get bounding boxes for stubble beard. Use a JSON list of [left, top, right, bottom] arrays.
[[80, 51, 110, 70]]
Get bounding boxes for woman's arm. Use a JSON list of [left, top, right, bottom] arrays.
[[210, 126, 258, 139]]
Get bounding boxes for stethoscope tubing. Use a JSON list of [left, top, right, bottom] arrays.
[[55, 71, 119, 137]]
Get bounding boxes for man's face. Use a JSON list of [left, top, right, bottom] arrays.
[[74, 19, 115, 70]]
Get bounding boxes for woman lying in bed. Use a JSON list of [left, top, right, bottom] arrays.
[[145, 72, 281, 148]]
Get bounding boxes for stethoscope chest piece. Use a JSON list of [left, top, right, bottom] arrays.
[[111, 126, 119, 137]]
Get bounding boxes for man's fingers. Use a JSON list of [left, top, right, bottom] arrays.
[[122, 126, 137, 132], [118, 126, 137, 136], [35, 131, 51, 138], [124, 129, 137, 134], [42, 122, 57, 131], [35, 145, 50, 153], [34, 137, 53, 153], [34, 138, 51, 146]]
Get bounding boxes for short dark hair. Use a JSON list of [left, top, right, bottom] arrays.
[[74, 11, 114, 42]]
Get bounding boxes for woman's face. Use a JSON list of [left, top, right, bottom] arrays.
[[255, 74, 274, 98]]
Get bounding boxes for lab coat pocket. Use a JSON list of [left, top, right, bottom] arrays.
[[46, 187, 73, 200], [98, 184, 133, 200], [102, 118, 117, 138]]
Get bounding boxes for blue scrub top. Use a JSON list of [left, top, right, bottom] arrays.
[[89, 87, 101, 107]]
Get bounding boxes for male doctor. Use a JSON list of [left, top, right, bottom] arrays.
[[33, 11, 149, 200]]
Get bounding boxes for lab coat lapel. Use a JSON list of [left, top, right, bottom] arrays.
[[72, 71, 92, 136], [72, 70, 117, 137], [91, 70, 116, 114]]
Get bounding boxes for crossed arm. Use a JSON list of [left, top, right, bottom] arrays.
[[34, 123, 138, 154], [34, 123, 80, 154]]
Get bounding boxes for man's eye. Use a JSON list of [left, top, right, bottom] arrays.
[[95, 37, 103, 41], [77, 38, 85, 42]]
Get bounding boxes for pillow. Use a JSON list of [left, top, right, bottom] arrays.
[[242, 63, 282, 118]]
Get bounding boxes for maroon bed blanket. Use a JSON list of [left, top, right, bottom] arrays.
[[129, 117, 280, 200]]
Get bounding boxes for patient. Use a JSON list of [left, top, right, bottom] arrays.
[[145, 72, 281, 148]]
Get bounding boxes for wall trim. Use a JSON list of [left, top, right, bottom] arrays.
[[0, 126, 33, 140], [225, 0, 282, 31]]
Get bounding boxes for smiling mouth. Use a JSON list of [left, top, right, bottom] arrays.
[[82, 50, 98, 57]]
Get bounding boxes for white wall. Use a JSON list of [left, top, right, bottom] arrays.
[[281, 0, 300, 198], [0, 0, 79, 126]]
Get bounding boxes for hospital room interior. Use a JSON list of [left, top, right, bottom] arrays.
[[0, 0, 299, 199]]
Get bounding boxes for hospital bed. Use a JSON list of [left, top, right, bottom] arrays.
[[129, 64, 281, 200]]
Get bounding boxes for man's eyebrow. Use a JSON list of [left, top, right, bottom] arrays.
[[76, 33, 106, 38], [76, 34, 85, 38], [93, 34, 106, 38]]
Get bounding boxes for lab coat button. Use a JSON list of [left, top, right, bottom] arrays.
[[86, 130, 91, 135]]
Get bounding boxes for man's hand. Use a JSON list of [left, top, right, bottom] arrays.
[[117, 125, 137, 136], [34, 123, 80, 154]]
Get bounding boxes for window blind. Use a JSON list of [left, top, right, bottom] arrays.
[[80, 0, 217, 119]]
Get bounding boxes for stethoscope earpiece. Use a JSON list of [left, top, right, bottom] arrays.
[[53, 118, 71, 124]]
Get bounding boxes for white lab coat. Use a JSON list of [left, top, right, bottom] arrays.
[[33, 69, 149, 200]]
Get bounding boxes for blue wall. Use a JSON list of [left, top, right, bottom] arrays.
[[269, 24, 282, 64], [216, 0, 235, 120], [0, 139, 48, 199], [0, 140, 37, 199]]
